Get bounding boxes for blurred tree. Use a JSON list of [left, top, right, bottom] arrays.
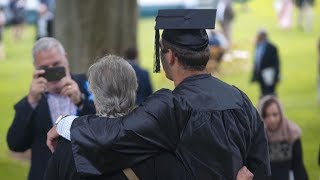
[[55, 0, 138, 73]]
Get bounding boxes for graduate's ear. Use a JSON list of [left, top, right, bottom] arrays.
[[167, 49, 176, 65]]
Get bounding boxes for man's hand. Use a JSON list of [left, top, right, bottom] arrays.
[[27, 69, 47, 105], [47, 125, 60, 153], [236, 166, 254, 180], [60, 77, 82, 105]]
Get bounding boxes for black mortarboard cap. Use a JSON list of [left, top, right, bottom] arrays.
[[154, 9, 216, 72]]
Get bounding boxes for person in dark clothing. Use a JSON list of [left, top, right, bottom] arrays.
[[46, 138, 252, 180], [44, 56, 192, 180], [251, 29, 280, 97], [7, 37, 95, 180], [45, 138, 191, 180], [258, 95, 308, 180], [9, 0, 25, 40], [45, 55, 253, 180], [124, 47, 153, 105], [47, 9, 270, 179], [36, 0, 55, 40], [294, 0, 314, 32]]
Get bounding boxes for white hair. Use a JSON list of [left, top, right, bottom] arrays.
[[32, 37, 66, 62], [88, 55, 138, 117]]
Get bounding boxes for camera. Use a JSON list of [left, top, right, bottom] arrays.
[[40, 66, 66, 82]]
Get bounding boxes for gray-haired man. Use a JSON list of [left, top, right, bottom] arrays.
[[7, 37, 95, 180]]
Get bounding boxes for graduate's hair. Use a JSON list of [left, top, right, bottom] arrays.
[[87, 55, 138, 117], [32, 37, 66, 62], [161, 38, 210, 71]]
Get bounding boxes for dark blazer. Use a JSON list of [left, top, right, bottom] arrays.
[[7, 74, 95, 180], [129, 62, 153, 105], [252, 41, 280, 86]]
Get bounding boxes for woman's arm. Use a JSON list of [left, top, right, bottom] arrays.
[[292, 138, 308, 180]]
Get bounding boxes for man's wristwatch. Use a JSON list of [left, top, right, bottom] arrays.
[[55, 115, 69, 126]]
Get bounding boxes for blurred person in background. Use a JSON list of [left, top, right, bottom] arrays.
[[36, 0, 55, 39], [206, 30, 228, 73], [9, 0, 25, 40], [6, 37, 95, 180], [251, 29, 280, 97], [294, 0, 314, 32], [258, 95, 308, 180], [276, 0, 294, 29], [124, 47, 153, 105], [216, 0, 234, 46]]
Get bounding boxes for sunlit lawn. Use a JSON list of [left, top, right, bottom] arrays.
[[0, 0, 319, 179]]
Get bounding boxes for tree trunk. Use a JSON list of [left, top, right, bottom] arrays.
[[55, 0, 138, 73]]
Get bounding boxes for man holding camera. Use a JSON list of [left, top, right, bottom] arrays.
[[7, 37, 95, 180]]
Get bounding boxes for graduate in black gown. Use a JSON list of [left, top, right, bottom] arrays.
[[45, 55, 253, 180], [44, 56, 190, 180], [47, 9, 270, 180]]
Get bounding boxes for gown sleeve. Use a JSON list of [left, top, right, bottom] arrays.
[[44, 137, 81, 180], [70, 89, 186, 175], [238, 90, 271, 180]]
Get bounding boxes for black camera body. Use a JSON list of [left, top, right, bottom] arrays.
[[40, 66, 66, 82]]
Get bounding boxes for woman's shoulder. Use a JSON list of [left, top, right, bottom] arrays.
[[286, 119, 302, 143]]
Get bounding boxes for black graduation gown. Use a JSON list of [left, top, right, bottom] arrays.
[[45, 138, 189, 180], [70, 74, 271, 180]]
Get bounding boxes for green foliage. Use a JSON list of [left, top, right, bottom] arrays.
[[0, 0, 319, 179]]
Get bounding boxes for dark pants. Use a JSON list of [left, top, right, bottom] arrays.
[[47, 19, 54, 37], [36, 19, 54, 40], [260, 81, 276, 97], [44, 138, 188, 180]]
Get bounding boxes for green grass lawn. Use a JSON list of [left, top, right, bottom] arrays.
[[0, 1, 319, 179]]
